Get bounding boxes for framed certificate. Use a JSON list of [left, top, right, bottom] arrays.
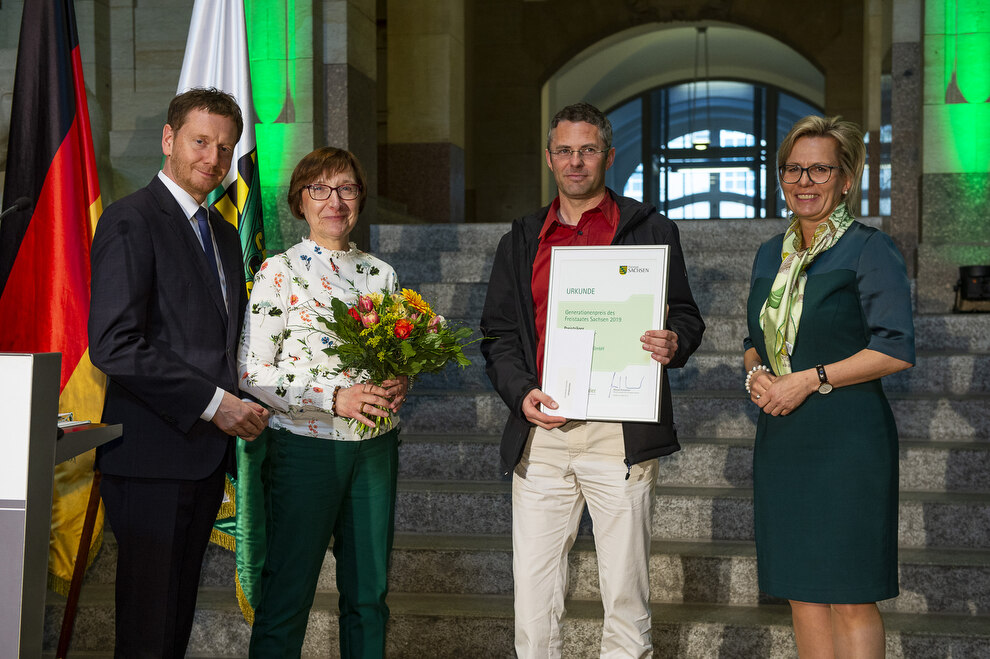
[[541, 245, 670, 422]]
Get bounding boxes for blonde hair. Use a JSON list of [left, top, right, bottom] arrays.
[[777, 115, 865, 215]]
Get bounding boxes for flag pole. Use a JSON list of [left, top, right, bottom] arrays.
[[55, 470, 103, 659]]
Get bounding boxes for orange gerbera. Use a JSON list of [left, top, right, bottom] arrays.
[[401, 288, 434, 317]]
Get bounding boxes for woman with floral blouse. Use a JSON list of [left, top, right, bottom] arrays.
[[239, 147, 407, 658]]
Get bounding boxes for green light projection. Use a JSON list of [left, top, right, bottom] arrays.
[[943, 0, 990, 103], [246, 0, 306, 250], [925, 0, 990, 173]]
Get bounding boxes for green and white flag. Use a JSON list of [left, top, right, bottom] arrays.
[[177, 0, 268, 624], [177, 0, 266, 289]]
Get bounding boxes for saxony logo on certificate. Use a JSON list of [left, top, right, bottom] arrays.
[[619, 265, 651, 275]]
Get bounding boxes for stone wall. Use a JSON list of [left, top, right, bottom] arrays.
[[5, 0, 988, 313], [463, 0, 866, 224]]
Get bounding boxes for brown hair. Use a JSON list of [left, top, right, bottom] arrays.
[[167, 87, 244, 142], [287, 147, 368, 218], [777, 115, 866, 215], [546, 102, 613, 150]]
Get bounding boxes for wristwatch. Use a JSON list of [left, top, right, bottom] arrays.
[[815, 364, 833, 395]]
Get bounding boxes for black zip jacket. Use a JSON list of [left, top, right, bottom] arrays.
[[480, 190, 706, 474]]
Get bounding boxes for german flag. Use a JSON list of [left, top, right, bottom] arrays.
[[0, 0, 106, 594]]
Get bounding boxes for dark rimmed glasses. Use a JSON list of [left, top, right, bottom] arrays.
[[304, 183, 362, 201], [548, 147, 610, 160], [779, 164, 840, 184]]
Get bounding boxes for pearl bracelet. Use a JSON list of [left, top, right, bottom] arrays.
[[744, 364, 771, 393]]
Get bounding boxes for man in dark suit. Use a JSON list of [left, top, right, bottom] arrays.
[[89, 87, 269, 658]]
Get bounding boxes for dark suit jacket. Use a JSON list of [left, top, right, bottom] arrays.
[[89, 175, 247, 480]]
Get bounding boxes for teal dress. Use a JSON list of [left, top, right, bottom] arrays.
[[744, 221, 915, 603]]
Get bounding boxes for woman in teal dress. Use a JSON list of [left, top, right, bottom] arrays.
[[743, 116, 915, 658]]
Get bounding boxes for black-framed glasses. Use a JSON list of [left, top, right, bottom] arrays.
[[548, 147, 610, 160], [304, 183, 362, 201], [779, 164, 840, 184]]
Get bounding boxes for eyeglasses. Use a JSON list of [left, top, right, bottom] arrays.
[[548, 147, 610, 160], [304, 184, 361, 201], [779, 164, 840, 184]]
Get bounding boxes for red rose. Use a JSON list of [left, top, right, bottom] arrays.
[[393, 318, 414, 339], [347, 307, 361, 323]]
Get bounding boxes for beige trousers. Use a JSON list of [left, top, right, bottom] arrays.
[[512, 421, 658, 659]]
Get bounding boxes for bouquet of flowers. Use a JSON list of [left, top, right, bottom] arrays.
[[316, 288, 476, 435]]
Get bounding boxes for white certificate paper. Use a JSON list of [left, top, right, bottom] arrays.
[[541, 328, 594, 418], [541, 245, 670, 423]]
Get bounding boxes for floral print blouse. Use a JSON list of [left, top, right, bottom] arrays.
[[238, 238, 399, 440]]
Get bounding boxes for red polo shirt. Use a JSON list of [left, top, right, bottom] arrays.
[[531, 193, 619, 381]]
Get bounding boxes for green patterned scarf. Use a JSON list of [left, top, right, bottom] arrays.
[[760, 202, 854, 374]]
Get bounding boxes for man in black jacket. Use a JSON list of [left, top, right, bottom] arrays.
[[480, 102, 705, 658]]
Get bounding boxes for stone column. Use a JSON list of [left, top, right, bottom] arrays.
[[890, 0, 922, 279], [863, 0, 886, 219], [381, 0, 465, 223], [318, 0, 377, 186], [315, 0, 378, 247]]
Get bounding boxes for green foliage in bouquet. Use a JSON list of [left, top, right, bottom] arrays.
[[314, 289, 477, 435]]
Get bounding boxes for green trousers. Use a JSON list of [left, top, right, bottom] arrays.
[[249, 427, 400, 658]]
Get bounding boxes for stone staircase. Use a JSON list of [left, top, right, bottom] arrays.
[[44, 220, 990, 658]]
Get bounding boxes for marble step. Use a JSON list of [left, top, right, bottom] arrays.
[[421, 348, 990, 394], [370, 218, 920, 270], [372, 223, 511, 255], [677, 352, 990, 394], [410, 280, 752, 318], [381, 249, 758, 287], [394, 434, 990, 493], [686, 352, 990, 393], [682, 314, 990, 354], [399, 389, 990, 441], [386, 537, 990, 617], [385, 251, 498, 287], [432, 314, 990, 365], [408, 280, 990, 332], [75, 533, 990, 616], [390, 480, 990, 549], [371, 220, 798, 257], [43, 587, 990, 658], [409, 341, 492, 390]]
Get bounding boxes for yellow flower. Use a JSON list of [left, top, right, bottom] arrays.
[[401, 288, 434, 317], [369, 292, 384, 306]]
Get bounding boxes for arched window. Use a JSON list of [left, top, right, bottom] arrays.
[[604, 81, 820, 219]]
